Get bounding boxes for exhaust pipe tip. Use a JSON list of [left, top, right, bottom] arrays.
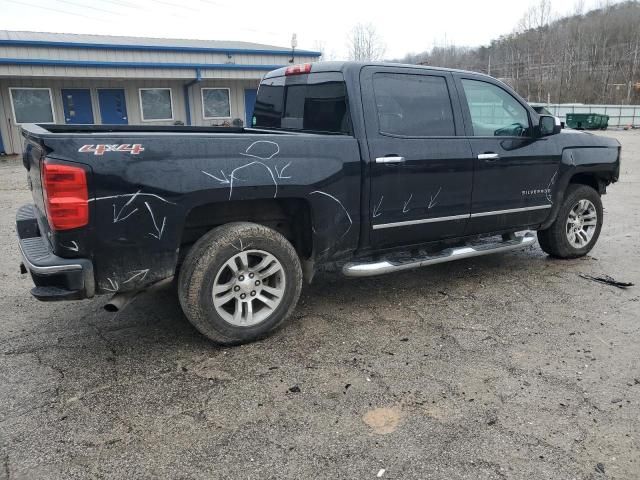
[[104, 303, 119, 313], [103, 276, 173, 313], [104, 290, 140, 313]]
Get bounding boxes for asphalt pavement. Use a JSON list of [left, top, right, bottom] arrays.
[[1, 131, 638, 479]]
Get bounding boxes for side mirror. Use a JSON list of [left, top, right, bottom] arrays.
[[539, 115, 560, 136]]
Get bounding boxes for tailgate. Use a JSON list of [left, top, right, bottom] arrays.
[[22, 138, 48, 227]]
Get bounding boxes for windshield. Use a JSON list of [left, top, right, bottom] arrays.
[[253, 72, 351, 135]]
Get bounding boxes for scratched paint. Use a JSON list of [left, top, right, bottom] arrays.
[[63, 241, 79, 252], [373, 196, 384, 218], [240, 140, 280, 160], [275, 162, 291, 179], [91, 189, 173, 244], [104, 277, 119, 293], [144, 202, 166, 240], [309, 190, 353, 254], [546, 171, 558, 203], [202, 140, 284, 200], [90, 191, 175, 205], [428, 187, 442, 209], [231, 238, 253, 252], [228, 161, 279, 200], [202, 170, 231, 184], [112, 190, 141, 223], [402, 194, 413, 214], [122, 269, 150, 284]]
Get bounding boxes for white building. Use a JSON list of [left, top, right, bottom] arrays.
[[0, 30, 320, 154]]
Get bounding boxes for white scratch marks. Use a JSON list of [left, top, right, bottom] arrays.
[[428, 187, 442, 209], [546, 170, 558, 203], [113, 189, 141, 223], [104, 277, 119, 293], [145, 202, 166, 240], [309, 190, 353, 243], [402, 194, 413, 214], [201, 170, 230, 184], [201, 162, 276, 199], [91, 192, 175, 205], [113, 205, 138, 223], [122, 269, 150, 284], [373, 196, 384, 218], [240, 140, 280, 160], [275, 162, 291, 179], [231, 238, 253, 252], [201, 141, 286, 199], [229, 161, 278, 200], [63, 241, 79, 252]]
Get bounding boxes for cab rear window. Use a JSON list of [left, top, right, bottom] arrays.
[[253, 72, 351, 135]]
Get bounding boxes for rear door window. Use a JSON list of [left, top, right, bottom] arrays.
[[253, 72, 351, 134], [372, 73, 455, 137]]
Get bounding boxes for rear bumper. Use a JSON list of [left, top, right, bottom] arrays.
[[17, 204, 95, 301]]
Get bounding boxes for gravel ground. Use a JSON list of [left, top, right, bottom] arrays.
[[0, 131, 639, 480]]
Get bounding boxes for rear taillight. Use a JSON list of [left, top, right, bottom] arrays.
[[41, 161, 89, 230], [285, 63, 312, 76]]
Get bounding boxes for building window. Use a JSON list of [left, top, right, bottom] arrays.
[[139, 88, 173, 121], [201, 88, 231, 119], [9, 88, 55, 124]]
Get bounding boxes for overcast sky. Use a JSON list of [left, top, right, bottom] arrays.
[[0, 0, 612, 59]]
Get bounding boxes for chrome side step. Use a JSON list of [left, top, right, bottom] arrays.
[[342, 233, 537, 278]]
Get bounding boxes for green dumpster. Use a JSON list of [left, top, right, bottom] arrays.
[[566, 113, 609, 130]]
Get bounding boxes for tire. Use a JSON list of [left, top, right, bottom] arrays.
[[178, 222, 303, 345], [537, 184, 603, 259]]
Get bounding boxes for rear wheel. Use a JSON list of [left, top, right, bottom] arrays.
[[537, 184, 603, 259], [178, 222, 303, 345]]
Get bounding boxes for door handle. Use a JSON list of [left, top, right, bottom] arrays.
[[478, 153, 500, 161], [376, 156, 405, 164]]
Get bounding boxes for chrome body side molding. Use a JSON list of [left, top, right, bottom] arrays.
[[372, 205, 552, 230], [469, 204, 551, 218], [372, 213, 470, 230]]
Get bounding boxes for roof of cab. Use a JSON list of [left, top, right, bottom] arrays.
[[264, 61, 494, 79]]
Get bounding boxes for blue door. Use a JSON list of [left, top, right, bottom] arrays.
[[0, 101, 4, 152], [98, 89, 128, 124], [244, 89, 257, 127], [61, 89, 94, 124]]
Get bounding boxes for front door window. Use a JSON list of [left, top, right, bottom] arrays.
[[461, 79, 530, 137]]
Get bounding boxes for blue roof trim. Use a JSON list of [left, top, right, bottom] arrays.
[[0, 39, 322, 57], [0, 58, 285, 71]]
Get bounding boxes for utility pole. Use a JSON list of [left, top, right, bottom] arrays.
[[290, 33, 297, 64], [627, 38, 638, 104]]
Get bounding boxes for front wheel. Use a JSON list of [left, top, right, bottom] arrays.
[[537, 184, 603, 259], [178, 222, 303, 345]]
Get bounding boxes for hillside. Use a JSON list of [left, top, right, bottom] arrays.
[[400, 1, 640, 104]]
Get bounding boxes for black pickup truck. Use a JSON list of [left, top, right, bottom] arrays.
[[17, 61, 620, 344]]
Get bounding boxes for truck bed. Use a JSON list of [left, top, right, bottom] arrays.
[[18, 122, 362, 297]]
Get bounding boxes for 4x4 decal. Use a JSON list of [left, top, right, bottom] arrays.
[[78, 144, 145, 156]]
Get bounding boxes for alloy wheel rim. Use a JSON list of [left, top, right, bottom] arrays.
[[212, 249, 286, 327], [566, 199, 597, 248]]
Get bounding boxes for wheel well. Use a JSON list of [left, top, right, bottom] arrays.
[[180, 198, 313, 260], [569, 173, 604, 194]]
